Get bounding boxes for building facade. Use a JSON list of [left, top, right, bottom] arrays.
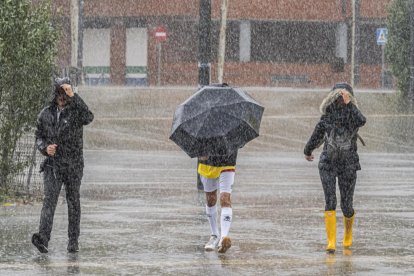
[[54, 0, 392, 88]]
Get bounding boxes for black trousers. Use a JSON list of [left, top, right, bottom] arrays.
[[319, 169, 357, 218], [38, 166, 82, 243]]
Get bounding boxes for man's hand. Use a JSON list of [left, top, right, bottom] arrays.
[[199, 156, 208, 161], [61, 84, 74, 97], [305, 154, 314, 162], [339, 90, 351, 105], [46, 144, 57, 156]]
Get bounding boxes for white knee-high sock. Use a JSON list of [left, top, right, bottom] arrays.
[[220, 207, 233, 238], [206, 205, 219, 237]]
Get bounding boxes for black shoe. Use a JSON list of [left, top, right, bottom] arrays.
[[32, 233, 48, 253], [67, 240, 79, 253]]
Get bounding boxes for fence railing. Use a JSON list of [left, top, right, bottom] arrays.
[[12, 132, 44, 196]]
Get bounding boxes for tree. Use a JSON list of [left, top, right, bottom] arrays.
[[385, 0, 410, 106], [0, 0, 59, 192]]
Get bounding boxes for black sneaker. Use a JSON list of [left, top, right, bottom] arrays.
[[32, 233, 48, 253], [67, 240, 79, 253]]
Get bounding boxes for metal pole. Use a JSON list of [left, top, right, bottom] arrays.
[[355, 0, 360, 86], [70, 0, 78, 69], [351, 0, 360, 87], [381, 45, 385, 88], [157, 43, 162, 86], [197, 0, 211, 190], [198, 0, 211, 86], [78, 0, 84, 86], [217, 0, 229, 83], [351, 0, 355, 87], [410, 0, 414, 110]]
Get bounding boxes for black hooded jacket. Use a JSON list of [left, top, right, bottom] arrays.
[[35, 93, 94, 175], [304, 101, 366, 171], [198, 150, 238, 167]]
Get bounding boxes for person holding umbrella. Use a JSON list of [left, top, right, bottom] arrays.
[[170, 84, 264, 253], [304, 83, 366, 254], [32, 77, 94, 253], [198, 152, 237, 253]]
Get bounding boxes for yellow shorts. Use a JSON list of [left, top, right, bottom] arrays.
[[198, 163, 235, 179]]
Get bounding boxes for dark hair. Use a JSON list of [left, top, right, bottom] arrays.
[[333, 82, 353, 95]]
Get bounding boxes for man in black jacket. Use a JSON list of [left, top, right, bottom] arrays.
[[32, 78, 94, 253], [304, 83, 366, 254]]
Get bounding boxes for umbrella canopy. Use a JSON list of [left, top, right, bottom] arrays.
[[170, 84, 264, 158]]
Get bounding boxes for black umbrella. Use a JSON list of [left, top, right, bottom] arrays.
[[170, 84, 265, 158]]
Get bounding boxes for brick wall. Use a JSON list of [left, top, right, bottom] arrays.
[[110, 20, 126, 85], [360, 0, 390, 18], [156, 61, 384, 89], [84, 0, 198, 17], [54, 0, 392, 88], [220, 0, 345, 21], [83, 0, 391, 21]]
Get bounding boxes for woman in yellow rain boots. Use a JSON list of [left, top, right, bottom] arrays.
[[304, 83, 366, 253], [343, 213, 355, 248], [324, 210, 336, 253]]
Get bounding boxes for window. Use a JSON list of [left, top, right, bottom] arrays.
[[251, 21, 336, 63], [83, 28, 111, 85]]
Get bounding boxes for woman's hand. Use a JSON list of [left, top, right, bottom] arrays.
[[304, 154, 314, 162], [339, 90, 351, 105]]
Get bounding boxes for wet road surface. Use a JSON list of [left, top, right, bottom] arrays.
[[1, 150, 414, 275]]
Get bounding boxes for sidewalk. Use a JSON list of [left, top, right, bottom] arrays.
[[80, 86, 414, 153], [1, 150, 413, 275]]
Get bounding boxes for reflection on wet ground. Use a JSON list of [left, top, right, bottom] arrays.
[[1, 151, 414, 275]]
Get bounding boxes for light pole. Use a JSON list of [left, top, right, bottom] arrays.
[[77, 0, 84, 85], [351, 0, 360, 88], [197, 0, 212, 190], [198, 0, 211, 86], [70, 0, 78, 70], [410, 0, 414, 110], [70, 0, 84, 86], [217, 0, 229, 83]]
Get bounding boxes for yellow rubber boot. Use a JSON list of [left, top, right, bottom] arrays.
[[343, 213, 355, 247], [324, 211, 336, 253]]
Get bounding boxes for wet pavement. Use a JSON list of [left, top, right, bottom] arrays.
[[1, 150, 414, 275], [81, 87, 414, 153]]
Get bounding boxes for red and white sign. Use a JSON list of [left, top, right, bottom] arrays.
[[155, 26, 167, 43]]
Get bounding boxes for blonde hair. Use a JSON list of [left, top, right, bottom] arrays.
[[319, 88, 358, 114]]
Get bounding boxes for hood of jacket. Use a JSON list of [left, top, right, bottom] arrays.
[[319, 88, 358, 115], [47, 77, 72, 106]]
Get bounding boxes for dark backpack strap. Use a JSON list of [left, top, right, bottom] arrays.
[[357, 134, 366, 146], [317, 128, 335, 149], [351, 128, 366, 146]]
